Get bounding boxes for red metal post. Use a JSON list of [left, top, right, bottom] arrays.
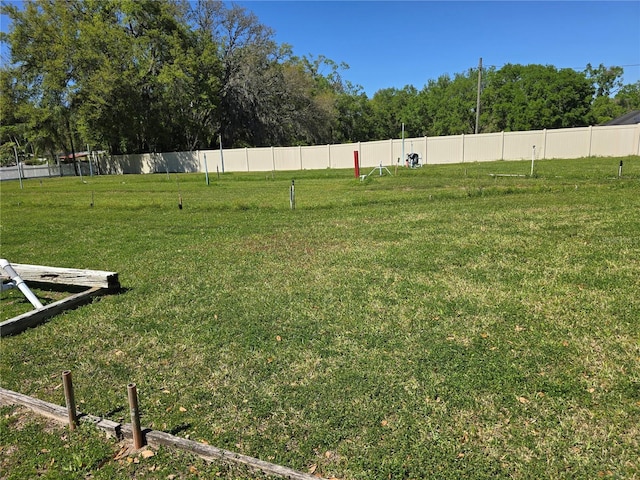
[[354, 151, 360, 178]]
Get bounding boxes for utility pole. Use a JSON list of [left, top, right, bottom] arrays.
[[475, 57, 482, 134]]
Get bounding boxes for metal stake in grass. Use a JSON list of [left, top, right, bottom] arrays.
[[618, 160, 623, 178], [13, 145, 23, 190], [290, 179, 295, 210], [62, 370, 77, 430], [204, 153, 210, 185], [175, 174, 183, 209], [127, 383, 145, 449]]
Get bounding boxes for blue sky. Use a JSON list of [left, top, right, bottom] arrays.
[[2, 1, 639, 98], [236, 0, 640, 96]]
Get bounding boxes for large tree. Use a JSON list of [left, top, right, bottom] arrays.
[[1, 0, 85, 164], [418, 68, 483, 136], [481, 64, 594, 132]]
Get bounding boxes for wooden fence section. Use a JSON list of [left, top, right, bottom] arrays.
[[101, 123, 640, 175]]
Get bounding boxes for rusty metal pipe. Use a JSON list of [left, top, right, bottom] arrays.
[[127, 383, 144, 449], [62, 370, 77, 430]]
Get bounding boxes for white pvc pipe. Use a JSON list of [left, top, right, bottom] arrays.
[[0, 259, 44, 309], [531, 145, 536, 176]]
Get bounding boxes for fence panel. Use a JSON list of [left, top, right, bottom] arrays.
[[270, 147, 297, 171], [502, 130, 545, 161], [359, 140, 390, 168], [301, 145, 330, 170], [427, 135, 463, 164], [327, 143, 358, 169], [545, 127, 591, 159], [463, 132, 503, 162], [590, 124, 640, 157]]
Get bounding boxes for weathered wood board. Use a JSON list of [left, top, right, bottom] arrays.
[[0, 286, 103, 336], [0, 263, 119, 290], [1, 263, 121, 336]]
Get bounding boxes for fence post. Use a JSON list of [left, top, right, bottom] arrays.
[[424, 136, 428, 165], [389, 138, 394, 165], [299, 145, 303, 170], [271, 146, 276, 172]]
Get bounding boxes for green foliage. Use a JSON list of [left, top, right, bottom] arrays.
[[584, 63, 624, 97], [1, 0, 638, 158], [418, 70, 482, 136], [481, 64, 595, 132]]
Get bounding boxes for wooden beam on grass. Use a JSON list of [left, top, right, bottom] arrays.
[[0, 387, 121, 438], [0, 263, 119, 290], [121, 425, 324, 480], [1, 262, 121, 336], [0, 387, 325, 480], [0, 286, 103, 336]]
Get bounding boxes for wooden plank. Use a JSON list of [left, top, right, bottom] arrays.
[[1, 387, 325, 480], [123, 425, 324, 480], [0, 387, 121, 438], [0, 287, 103, 337], [1, 263, 119, 290], [0, 387, 69, 424]]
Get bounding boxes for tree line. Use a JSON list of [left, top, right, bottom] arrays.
[[1, 0, 639, 166]]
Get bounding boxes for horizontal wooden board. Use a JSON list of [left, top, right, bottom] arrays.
[[0, 287, 103, 336], [1, 263, 119, 290]]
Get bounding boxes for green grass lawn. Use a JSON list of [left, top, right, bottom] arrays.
[[1, 157, 639, 479]]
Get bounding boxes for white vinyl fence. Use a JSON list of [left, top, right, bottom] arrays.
[[0, 163, 85, 181], [2, 124, 639, 181], [102, 124, 638, 175]]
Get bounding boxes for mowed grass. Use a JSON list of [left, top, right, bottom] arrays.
[[1, 157, 639, 479]]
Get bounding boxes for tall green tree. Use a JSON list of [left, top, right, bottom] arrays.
[[332, 84, 373, 143], [369, 86, 420, 139], [418, 68, 482, 136], [584, 64, 628, 124], [614, 81, 640, 112], [481, 64, 594, 131], [1, 0, 84, 164]]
